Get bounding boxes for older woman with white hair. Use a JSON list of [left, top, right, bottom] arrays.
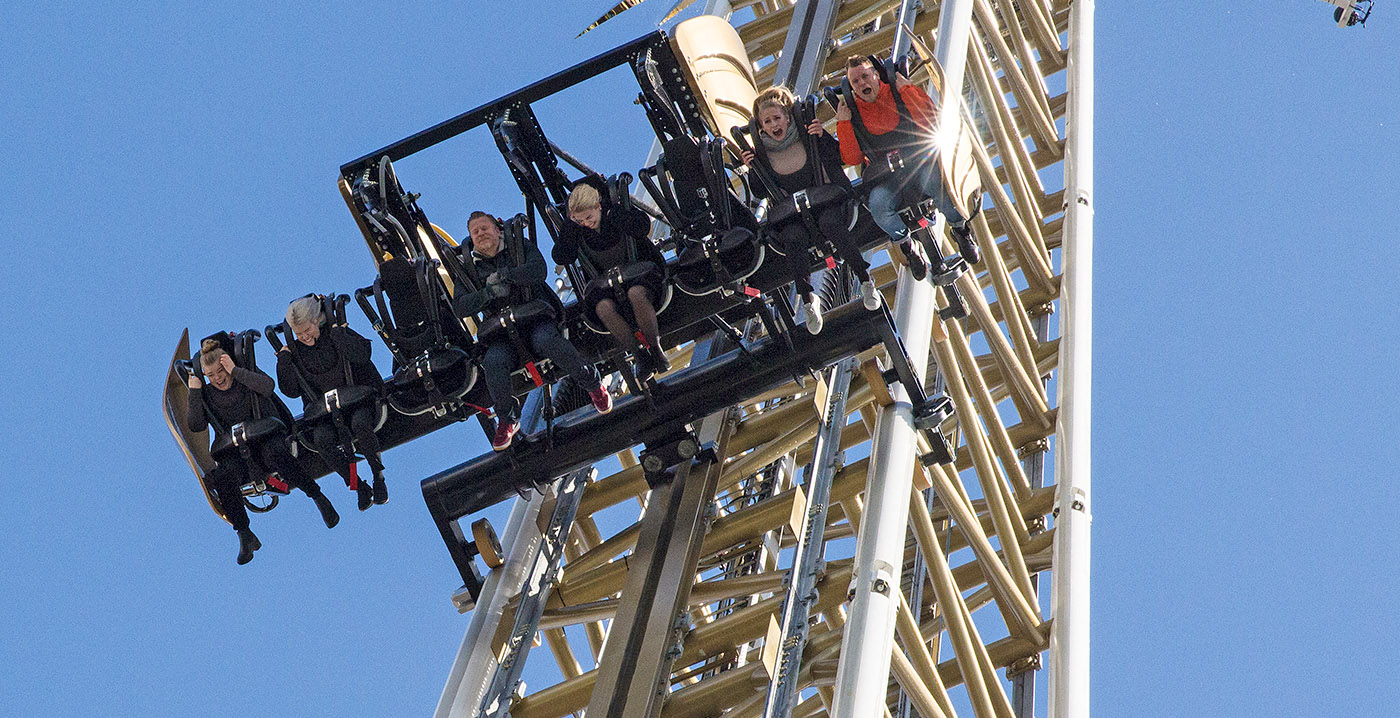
[[275, 295, 387, 511]]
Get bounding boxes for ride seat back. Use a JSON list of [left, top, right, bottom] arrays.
[[670, 14, 757, 148]]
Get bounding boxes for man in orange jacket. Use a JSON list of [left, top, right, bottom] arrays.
[[835, 56, 975, 277]]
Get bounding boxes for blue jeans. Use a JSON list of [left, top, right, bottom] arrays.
[[865, 160, 965, 241], [482, 319, 600, 423]]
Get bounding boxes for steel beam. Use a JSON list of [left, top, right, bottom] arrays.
[[585, 338, 739, 718], [772, 0, 844, 95], [476, 467, 593, 718], [434, 494, 548, 718], [1050, 0, 1092, 715], [761, 358, 855, 718], [832, 1, 977, 715]]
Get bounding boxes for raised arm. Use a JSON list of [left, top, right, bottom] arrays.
[[231, 366, 275, 397], [275, 349, 303, 399], [187, 384, 209, 434], [552, 223, 583, 266]]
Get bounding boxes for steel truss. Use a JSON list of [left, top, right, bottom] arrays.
[[437, 1, 1089, 717]]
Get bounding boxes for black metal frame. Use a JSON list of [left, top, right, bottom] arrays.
[[317, 29, 973, 597]]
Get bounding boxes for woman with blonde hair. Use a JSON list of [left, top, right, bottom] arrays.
[[738, 86, 879, 335], [553, 175, 669, 378]]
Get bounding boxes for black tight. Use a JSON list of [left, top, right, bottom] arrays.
[[595, 285, 661, 353]]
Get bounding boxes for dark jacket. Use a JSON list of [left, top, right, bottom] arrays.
[[751, 131, 851, 201], [454, 231, 562, 320], [275, 326, 383, 400], [187, 367, 278, 441], [553, 181, 663, 278]]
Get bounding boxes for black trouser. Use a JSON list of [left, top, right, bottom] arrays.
[[482, 319, 600, 423], [209, 439, 320, 531], [779, 203, 871, 296], [308, 402, 383, 484]]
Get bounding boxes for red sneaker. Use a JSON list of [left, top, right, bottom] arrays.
[[588, 384, 613, 414], [491, 419, 520, 451]]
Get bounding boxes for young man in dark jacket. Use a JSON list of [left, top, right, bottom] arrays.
[[456, 211, 612, 451], [276, 296, 387, 510], [189, 337, 339, 565]]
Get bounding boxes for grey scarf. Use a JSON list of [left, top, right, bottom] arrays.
[[759, 121, 802, 153]]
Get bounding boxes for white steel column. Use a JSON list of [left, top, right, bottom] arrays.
[[831, 2, 976, 716], [1051, 0, 1093, 716], [435, 495, 548, 718]]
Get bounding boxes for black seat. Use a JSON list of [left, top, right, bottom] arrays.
[[196, 329, 300, 513], [357, 256, 479, 418], [731, 94, 858, 265], [264, 295, 389, 454], [640, 135, 763, 297], [559, 173, 675, 337]]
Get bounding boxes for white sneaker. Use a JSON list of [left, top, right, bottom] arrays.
[[804, 296, 823, 335], [859, 279, 881, 310]]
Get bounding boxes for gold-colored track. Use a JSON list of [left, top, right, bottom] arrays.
[[472, 4, 1074, 717]]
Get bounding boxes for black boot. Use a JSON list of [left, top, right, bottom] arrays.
[[647, 343, 670, 375], [357, 480, 374, 511], [371, 467, 388, 505], [310, 491, 340, 529], [236, 528, 261, 565], [951, 222, 980, 266]]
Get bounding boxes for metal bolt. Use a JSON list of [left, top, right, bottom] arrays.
[[873, 578, 889, 595]]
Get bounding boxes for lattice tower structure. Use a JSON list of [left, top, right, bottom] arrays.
[[436, 1, 1090, 717]]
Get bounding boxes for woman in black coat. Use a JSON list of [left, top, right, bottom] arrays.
[[552, 176, 670, 377], [275, 296, 387, 511], [189, 336, 339, 564], [738, 86, 880, 335]]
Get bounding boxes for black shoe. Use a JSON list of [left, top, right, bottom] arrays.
[[648, 344, 670, 375], [371, 470, 388, 505], [357, 481, 374, 511], [310, 491, 340, 529], [952, 223, 980, 266], [633, 354, 656, 381], [898, 240, 928, 282], [236, 528, 261, 566]]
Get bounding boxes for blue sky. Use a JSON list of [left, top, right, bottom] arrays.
[[2, 2, 1396, 716]]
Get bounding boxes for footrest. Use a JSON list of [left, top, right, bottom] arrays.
[[938, 286, 969, 321], [929, 255, 969, 287]]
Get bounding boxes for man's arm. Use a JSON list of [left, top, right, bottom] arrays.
[[834, 96, 866, 167], [451, 287, 492, 317]]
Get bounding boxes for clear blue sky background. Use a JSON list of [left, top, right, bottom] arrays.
[[2, 2, 1396, 716]]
